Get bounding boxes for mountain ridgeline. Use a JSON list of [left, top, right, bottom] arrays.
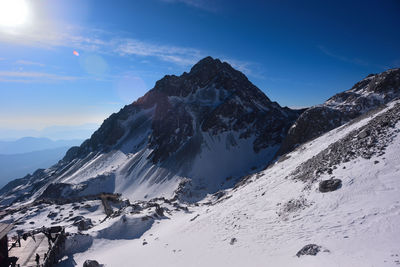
[[277, 68, 400, 155], [0, 57, 399, 207]]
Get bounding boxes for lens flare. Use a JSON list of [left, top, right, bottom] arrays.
[[73, 50, 80, 56]]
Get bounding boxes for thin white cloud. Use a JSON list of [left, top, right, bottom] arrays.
[[0, 71, 78, 83], [160, 0, 218, 12], [15, 60, 45, 67], [0, 24, 261, 77], [317, 45, 387, 70], [115, 38, 204, 66]]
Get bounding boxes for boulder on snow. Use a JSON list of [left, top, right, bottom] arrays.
[[155, 205, 164, 217], [296, 244, 321, 257], [83, 260, 101, 267], [47, 211, 58, 219], [357, 129, 369, 139], [319, 179, 342, 193], [74, 218, 93, 231]]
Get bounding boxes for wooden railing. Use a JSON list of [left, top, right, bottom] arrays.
[[42, 228, 66, 267]]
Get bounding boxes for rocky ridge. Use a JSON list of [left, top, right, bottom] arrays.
[[278, 68, 400, 155]]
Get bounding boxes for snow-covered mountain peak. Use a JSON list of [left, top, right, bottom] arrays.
[[0, 57, 301, 205]]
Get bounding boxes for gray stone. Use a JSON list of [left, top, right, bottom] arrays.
[[319, 179, 342, 193], [296, 244, 321, 257], [358, 130, 369, 139], [83, 260, 100, 267], [75, 218, 93, 231]]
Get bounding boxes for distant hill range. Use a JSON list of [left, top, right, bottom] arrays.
[[0, 137, 82, 154], [0, 137, 82, 187]]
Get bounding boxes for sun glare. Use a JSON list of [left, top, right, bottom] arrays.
[[0, 0, 30, 28]]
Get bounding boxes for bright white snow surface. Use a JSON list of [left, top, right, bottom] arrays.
[[50, 101, 400, 266]]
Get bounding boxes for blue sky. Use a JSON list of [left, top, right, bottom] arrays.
[[0, 0, 399, 139]]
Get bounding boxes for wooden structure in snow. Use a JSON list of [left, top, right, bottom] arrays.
[[0, 223, 13, 267], [7, 226, 66, 267]]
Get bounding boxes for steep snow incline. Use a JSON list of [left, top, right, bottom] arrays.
[[60, 102, 400, 266]]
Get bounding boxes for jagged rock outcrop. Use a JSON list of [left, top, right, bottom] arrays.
[[278, 68, 400, 156]]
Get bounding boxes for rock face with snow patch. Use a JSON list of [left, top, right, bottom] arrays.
[[278, 68, 400, 155], [0, 57, 300, 205]]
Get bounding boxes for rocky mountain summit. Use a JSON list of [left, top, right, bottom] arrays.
[[1, 60, 398, 209], [278, 68, 400, 155], [0, 57, 301, 206]]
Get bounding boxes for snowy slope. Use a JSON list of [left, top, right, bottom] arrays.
[[42, 99, 400, 266], [2, 91, 399, 266]]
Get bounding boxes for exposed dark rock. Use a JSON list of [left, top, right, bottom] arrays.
[[292, 101, 400, 183], [74, 218, 93, 231], [230, 237, 237, 245], [319, 179, 342, 193], [278, 107, 345, 155], [47, 211, 58, 219], [39, 183, 77, 199], [155, 205, 164, 217], [83, 260, 101, 267], [296, 244, 321, 257], [278, 68, 400, 156], [137, 56, 301, 162]]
